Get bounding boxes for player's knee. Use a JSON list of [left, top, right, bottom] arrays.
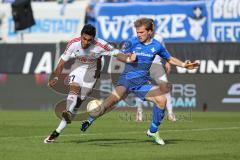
[[159, 82, 171, 94], [69, 83, 80, 95], [154, 95, 167, 107]]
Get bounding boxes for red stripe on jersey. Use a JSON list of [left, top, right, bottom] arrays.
[[65, 37, 81, 52], [93, 39, 111, 51]]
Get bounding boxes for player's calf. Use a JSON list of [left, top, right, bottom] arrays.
[[63, 90, 79, 123], [153, 95, 167, 109]]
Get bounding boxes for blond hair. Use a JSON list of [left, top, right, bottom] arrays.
[[134, 18, 154, 31]]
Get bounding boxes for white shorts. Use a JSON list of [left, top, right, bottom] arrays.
[[150, 62, 168, 84], [68, 66, 97, 100]]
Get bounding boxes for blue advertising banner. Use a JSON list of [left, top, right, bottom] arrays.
[[0, 1, 88, 43], [95, 1, 208, 42], [210, 0, 240, 42]]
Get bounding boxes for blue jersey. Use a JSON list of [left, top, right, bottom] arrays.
[[117, 37, 171, 100], [121, 37, 171, 81]]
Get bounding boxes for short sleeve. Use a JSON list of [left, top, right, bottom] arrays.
[[157, 45, 171, 60], [94, 38, 114, 52], [60, 41, 75, 61], [121, 38, 136, 54]]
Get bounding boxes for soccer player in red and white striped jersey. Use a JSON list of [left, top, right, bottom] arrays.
[[44, 24, 135, 143]]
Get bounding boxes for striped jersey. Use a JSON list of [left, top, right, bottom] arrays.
[[61, 37, 113, 69]]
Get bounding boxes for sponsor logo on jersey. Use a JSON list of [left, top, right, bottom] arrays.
[[76, 56, 95, 63]]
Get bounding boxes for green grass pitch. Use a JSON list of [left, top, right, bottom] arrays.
[[0, 110, 239, 160]]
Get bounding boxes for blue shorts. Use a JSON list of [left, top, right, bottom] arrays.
[[117, 74, 153, 100]]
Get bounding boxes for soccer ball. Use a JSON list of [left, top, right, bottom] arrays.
[[86, 99, 102, 117]]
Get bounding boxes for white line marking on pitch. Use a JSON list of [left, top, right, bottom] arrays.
[[0, 126, 240, 140]]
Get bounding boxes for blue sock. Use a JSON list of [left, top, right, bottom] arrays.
[[88, 116, 95, 124], [149, 105, 165, 133]]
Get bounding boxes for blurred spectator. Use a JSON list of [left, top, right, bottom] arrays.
[[57, 0, 75, 16], [85, 3, 96, 26]]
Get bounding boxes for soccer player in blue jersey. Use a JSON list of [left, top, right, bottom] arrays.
[[81, 18, 199, 145]]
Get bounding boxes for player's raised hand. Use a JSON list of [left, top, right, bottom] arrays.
[[48, 77, 58, 87], [184, 60, 200, 70]]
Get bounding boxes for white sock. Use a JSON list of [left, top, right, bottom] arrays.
[[56, 119, 67, 133], [165, 92, 173, 114], [66, 94, 78, 113]]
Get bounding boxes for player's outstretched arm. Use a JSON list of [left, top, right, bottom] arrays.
[[115, 52, 136, 63], [100, 49, 136, 63], [48, 59, 66, 87], [167, 57, 200, 70]]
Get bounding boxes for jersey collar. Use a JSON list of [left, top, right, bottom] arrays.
[[143, 38, 153, 45]]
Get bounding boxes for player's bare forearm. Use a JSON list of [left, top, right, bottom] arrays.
[[100, 49, 136, 63], [53, 59, 65, 78], [48, 59, 65, 87], [167, 56, 200, 70], [116, 53, 136, 63], [167, 57, 185, 67], [105, 49, 136, 63]]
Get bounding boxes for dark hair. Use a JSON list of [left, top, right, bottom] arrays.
[[81, 24, 96, 37], [134, 18, 154, 31]]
